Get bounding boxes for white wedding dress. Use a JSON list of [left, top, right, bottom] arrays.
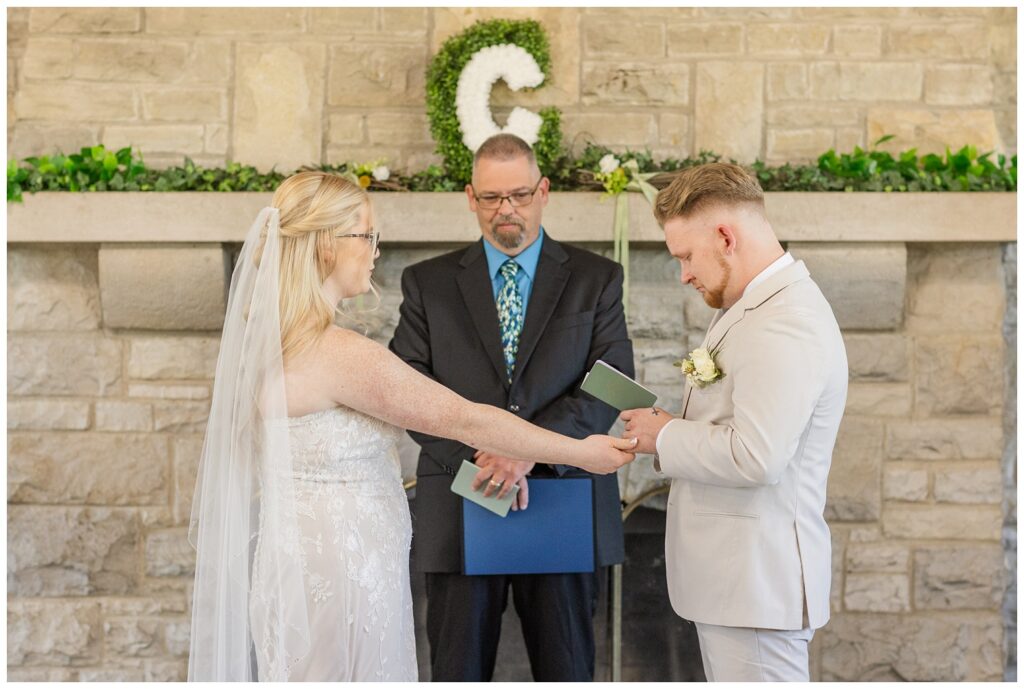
[[250, 405, 418, 681]]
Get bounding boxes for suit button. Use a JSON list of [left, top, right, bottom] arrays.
[[509, 404, 520, 412]]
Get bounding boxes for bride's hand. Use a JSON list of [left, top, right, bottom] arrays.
[[575, 435, 638, 474]]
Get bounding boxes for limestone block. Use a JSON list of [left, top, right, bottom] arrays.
[[617, 453, 668, 505], [7, 506, 139, 596], [22, 37, 75, 78], [765, 104, 861, 127], [747, 23, 830, 55], [145, 8, 304, 34], [835, 127, 865, 152], [128, 383, 210, 400], [792, 242, 906, 329], [845, 383, 912, 417], [100, 596, 187, 617], [886, 418, 1003, 461], [833, 25, 883, 57], [990, 23, 1016, 71], [766, 63, 809, 101], [583, 19, 664, 57], [153, 401, 211, 433], [8, 399, 90, 431], [809, 62, 840, 100], [128, 336, 220, 380], [844, 573, 910, 612], [104, 615, 191, 658], [29, 8, 141, 33], [7, 669, 76, 681], [825, 417, 883, 521], [8, 123, 101, 161], [627, 287, 686, 340], [562, 112, 657, 148], [8, 246, 101, 331], [142, 87, 226, 122], [933, 465, 1003, 504], [843, 333, 910, 382], [925, 65, 994, 106], [8, 432, 168, 505], [634, 339, 687, 387], [172, 435, 204, 525], [98, 245, 228, 331], [94, 401, 153, 432], [838, 62, 923, 101], [7, 600, 102, 666], [74, 39, 189, 82], [308, 7, 377, 33], [819, 612, 1002, 681], [203, 124, 228, 156], [103, 125, 205, 156], [327, 113, 365, 145], [328, 43, 425, 108], [658, 112, 689, 149], [914, 337, 1003, 416], [700, 7, 793, 19], [846, 543, 910, 573], [885, 24, 988, 59], [867, 108, 1003, 156], [914, 545, 1005, 610], [682, 288, 715, 331], [666, 23, 743, 56], [432, 8, 581, 108], [582, 62, 689, 106], [765, 128, 835, 162], [233, 43, 325, 172], [15, 82, 137, 122], [380, 8, 428, 33], [906, 245, 1005, 334], [179, 41, 232, 85], [145, 528, 195, 577], [694, 62, 764, 163], [144, 660, 188, 682], [830, 529, 844, 613], [883, 504, 1001, 540], [882, 464, 929, 502], [8, 334, 122, 397], [366, 112, 432, 146]]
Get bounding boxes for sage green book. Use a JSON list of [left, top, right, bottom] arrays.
[[451, 460, 520, 518], [580, 359, 658, 411]]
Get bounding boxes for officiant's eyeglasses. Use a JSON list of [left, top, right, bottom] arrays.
[[472, 179, 543, 209], [336, 231, 379, 253]]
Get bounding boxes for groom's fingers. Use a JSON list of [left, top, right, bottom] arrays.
[[619, 409, 635, 422], [611, 436, 640, 452]]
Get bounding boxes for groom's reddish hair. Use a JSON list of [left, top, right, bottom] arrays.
[[654, 163, 764, 225]]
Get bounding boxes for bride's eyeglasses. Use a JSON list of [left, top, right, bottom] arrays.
[[336, 230, 380, 253]]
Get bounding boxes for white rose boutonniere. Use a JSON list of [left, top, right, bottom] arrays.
[[674, 346, 724, 388]]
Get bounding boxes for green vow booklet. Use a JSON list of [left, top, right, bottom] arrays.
[[580, 359, 658, 411], [451, 460, 520, 518]]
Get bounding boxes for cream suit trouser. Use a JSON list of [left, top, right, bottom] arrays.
[[695, 622, 814, 682]]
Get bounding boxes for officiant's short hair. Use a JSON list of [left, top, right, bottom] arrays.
[[654, 162, 764, 225], [473, 133, 538, 171]]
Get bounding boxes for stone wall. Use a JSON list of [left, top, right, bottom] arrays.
[[6, 217, 1015, 679], [7, 7, 1016, 170]]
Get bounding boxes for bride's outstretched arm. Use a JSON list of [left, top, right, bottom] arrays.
[[322, 328, 635, 475]]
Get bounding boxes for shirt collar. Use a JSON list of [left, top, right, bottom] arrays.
[[483, 226, 545, 282], [742, 251, 795, 298]]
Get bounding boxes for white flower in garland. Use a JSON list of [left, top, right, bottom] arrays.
[[598, 153, 621, 175], [455, 43, 545, 152], [371, 165, 390, 182]]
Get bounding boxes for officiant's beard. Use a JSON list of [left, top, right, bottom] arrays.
[[489, 214, 527, 250]]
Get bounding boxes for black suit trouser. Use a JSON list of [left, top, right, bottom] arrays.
[[424, 570, 598, 681]]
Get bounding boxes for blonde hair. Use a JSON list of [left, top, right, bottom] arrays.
[[654, 162, 764, 226], [256, 171, 370, 361]]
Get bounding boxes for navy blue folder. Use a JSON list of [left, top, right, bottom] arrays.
[[462, 477, 595, 575]]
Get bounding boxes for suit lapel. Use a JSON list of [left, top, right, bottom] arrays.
[[511, 238, 570, 384], [456, 241, 509, 388]]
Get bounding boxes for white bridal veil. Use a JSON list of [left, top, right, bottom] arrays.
[[188, 207, 310, 680]]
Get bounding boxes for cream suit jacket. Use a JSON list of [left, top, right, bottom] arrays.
[[656, 260, 847, 631]]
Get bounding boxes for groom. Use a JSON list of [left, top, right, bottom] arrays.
[[621, 163, 847, 681]]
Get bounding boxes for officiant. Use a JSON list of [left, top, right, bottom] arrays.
[[389, 133, 635, 681]]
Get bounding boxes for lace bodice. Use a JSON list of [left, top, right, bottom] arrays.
[[286, 406, 403, 489]]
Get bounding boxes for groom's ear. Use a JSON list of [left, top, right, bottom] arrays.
[[715, 224, 738, 255]]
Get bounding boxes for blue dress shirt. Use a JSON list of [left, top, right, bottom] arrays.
[[482, 227, 545, 318]]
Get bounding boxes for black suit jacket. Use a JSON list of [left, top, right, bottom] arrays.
[[389, 234, 635, 573]]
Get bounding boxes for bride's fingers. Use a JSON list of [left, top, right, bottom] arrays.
[[611, 436, 639, 452]]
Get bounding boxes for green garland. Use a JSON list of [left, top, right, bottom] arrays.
[[425, 18, 563, 185]]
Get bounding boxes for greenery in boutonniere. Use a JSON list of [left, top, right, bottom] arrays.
[[675, 346, 725, 389]]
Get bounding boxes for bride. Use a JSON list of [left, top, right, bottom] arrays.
[[187, 171, 637, 681]]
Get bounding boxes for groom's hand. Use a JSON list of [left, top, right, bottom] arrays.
[[472, 452, 534, 510], [620, 407, 674, 455]]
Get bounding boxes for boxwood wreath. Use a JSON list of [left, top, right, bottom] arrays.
[[425, 18, 563, 186]]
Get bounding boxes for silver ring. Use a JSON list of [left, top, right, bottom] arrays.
[[488, 479, 502, 487]]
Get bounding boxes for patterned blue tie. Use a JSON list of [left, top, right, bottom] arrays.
[[497, 259, 524, 383]]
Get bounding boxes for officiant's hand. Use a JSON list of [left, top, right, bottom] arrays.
[[620, 407, 674, 455], [472, 452, 534, 509]]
